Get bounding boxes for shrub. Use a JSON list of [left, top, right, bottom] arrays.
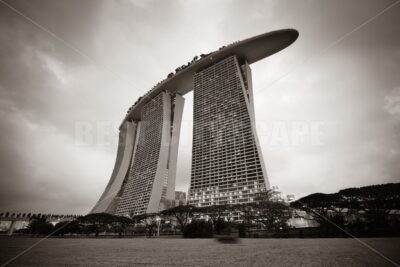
[[28, 217, 54, 235], [183, 220, 213, 238], [238, 224, 246, 238]]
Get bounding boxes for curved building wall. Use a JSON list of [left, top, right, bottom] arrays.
[[91, 121, 137, 213], [115, 91, 184, 216]]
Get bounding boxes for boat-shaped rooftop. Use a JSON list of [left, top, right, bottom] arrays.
[[122, 28, 298, 124]]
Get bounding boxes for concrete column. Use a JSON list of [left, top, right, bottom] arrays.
[[8, 220, 17, 236], [166, 94, 185, 200]]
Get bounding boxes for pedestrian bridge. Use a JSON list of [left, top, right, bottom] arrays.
[[0, 212, 80, 235]]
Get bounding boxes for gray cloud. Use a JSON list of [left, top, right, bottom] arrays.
[[0, 0, 399, 214]]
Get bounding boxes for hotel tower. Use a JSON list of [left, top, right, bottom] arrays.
[[91, 29, 298, 216]]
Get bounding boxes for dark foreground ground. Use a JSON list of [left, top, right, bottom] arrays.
[[0, 237, 399, 266]]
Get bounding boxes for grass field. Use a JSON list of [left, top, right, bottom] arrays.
[[0, 237, 399, 266]]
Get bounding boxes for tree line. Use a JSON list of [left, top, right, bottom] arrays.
[[16, 183, 400, 238], [18, 192, 291, 238]]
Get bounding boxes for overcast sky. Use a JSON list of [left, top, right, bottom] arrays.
[[1, 0, 399, 214]]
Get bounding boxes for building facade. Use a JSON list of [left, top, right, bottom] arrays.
[[116, 92, 185, 216], [91, 121, 138, 214], [189, 56, 269, 207], [92, 91, 185, 216], [174, 191, 187, 206]]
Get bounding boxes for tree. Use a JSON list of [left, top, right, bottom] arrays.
[[132, 213, 160, 237], [198, 204, 234, 223], [53, 221, 82, 236], [242, 192, 290, 233], [28, 216, 54, 235], [84, 224, 102, 236], [161, 205, 195, 233], [197, 204, 236, 234], [291, 183, 400, 210], [183, 220, 213, 238], [309, 209, 346, 237], [78, 213, 132, 225], [213, 218, 232, 235], [77, 213, 132, 236]]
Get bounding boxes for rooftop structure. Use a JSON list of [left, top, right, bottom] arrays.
[[121, 29, 298, 123]]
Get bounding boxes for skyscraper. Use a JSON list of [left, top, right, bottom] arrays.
[[92, 91, 184, 216], [91, 29, 298, 215], [189, 56, 269, 207]]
